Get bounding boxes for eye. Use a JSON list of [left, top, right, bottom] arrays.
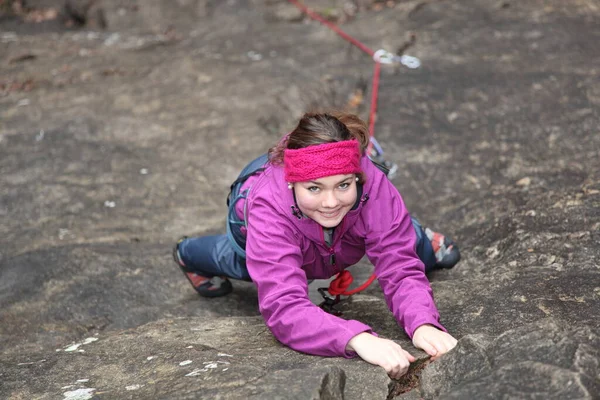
[[338, 182, 350, 190], [307, 186, 320, 193]]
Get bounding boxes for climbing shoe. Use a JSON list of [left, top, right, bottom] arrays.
[[425, 228, 461, 269], [173, 236, 233, 298]]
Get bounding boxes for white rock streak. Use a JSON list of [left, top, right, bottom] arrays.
[[63, 388, 96, 400], [64, 337, 99, 352]]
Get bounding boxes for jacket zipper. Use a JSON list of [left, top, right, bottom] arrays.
[[320, 219, 345, 268], [315, 190, 368, 269]]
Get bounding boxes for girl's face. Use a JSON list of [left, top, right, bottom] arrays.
[[292, 174, 358, 228]]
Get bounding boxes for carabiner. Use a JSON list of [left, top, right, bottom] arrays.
[[398, 54, 421, 69], [373, 49, 421, 69], [318, 287, 342, 316], [373, 49, 395, 64]]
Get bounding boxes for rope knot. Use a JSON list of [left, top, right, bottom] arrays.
[[328, 270, 354, 296]]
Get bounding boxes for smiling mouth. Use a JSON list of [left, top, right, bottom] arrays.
[[319, 209, 341, 218]]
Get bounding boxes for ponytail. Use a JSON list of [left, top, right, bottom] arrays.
[[268, 111, 370, 165]]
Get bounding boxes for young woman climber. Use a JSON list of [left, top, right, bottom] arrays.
[[173, 111, 460, 379]]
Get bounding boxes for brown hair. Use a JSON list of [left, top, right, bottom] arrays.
[[268, 111, 370, 166]]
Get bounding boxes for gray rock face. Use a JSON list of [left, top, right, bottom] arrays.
[[1, 0, 599, 399], [1, 317, 389, 400], [419, 319, 600, 398]]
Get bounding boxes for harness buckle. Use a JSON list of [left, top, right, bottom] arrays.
[[318, 287, 342, 316], [369, 137, 399, 179]]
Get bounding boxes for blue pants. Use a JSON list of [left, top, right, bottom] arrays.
[[177, 217, 437, 281]]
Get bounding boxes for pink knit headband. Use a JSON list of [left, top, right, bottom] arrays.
[[284, 140, 362, 182]]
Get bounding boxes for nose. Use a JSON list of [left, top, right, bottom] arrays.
[[322, 190, 339, 209]]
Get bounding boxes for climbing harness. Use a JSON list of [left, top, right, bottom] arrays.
[[226, 154, 269, 258], [288, 0, 419, 310]]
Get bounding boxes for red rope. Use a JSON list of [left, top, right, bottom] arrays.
[[288, 0, 383, 296], [287, 0, 375, 57], [329, 270, 378, 296], [288, 0, 381, 141], [368, 61, 381, 139]]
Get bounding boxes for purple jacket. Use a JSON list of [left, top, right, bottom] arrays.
[[239, 155, 445, 357]]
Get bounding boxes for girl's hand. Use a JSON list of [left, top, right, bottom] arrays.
[[346, 332, 416, 379], [412, 324, 457, 360]]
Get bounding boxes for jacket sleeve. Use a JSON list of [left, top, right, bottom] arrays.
[[245, 197, 373, 357], [363, 179, 447, 338]]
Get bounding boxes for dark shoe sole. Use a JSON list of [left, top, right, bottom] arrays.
[[196, 279, 233, 298], [173, 237, 233, 297], [173, 236, 189, 268], [435, 244, 461, 269]]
